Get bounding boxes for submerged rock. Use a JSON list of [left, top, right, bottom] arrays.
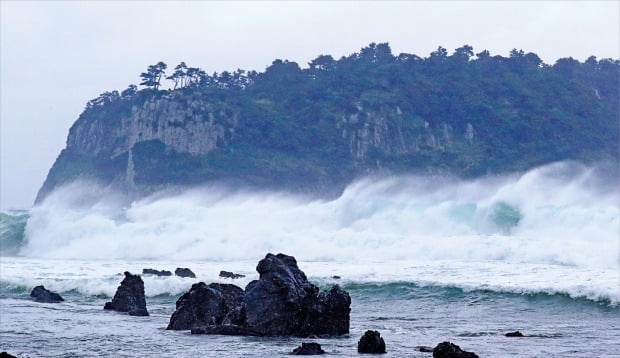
[[432, 342, 479, 358], [292, 342, 326, 355], [416, 345, 434, 352], [30, 285, 64, 303], [143, 268, 172, 276], [243, 253, 350, 336], [219, 270, 245, 279], [175, 267, 196, 278], [505, 330, 524, 337], [104, 272, 149, 316], [357, 330, 386, 354], [167, 282, 244, 330]]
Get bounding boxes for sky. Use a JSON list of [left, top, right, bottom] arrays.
[[1, 1, 618, 210]]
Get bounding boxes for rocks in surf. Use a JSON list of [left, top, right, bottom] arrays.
[[30, 285, 64, 303], [167, 282, 244, 330], [175, 267, 196, 278], [142, 268, 172, 276], [173, 253, 351, 337], [505, 330, 524, 337], [357, 330, 386, 354], [219, 270, 245, 279], [432, 341, 479, 358], [104, 272, 149, 316], [291, 342, 326, 355]]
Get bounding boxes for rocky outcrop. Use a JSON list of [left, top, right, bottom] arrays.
[[357, 330, 386, 354], [143, 268, 172, 276], [243, 253, 350, 337], [291, 342, 326, 355], [169, 253, 351, 337], [432, 342, 478, 358], [104, 272, 148, 316], [219, 270, 245, 279], [30, 285, 64, 303], [167, 282, 243, 330], [175, 267, 196, 278]]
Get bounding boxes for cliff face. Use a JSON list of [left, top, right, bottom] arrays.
[[35, 45, 619, 203]]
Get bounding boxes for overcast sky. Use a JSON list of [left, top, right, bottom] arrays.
[[1, 1, 618, 210]]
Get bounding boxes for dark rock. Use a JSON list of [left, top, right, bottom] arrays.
[[175, 267, 196, 278], [292, 342, 325, 355], [332, 275, 341, 279], [0, 352, 17, 358], [104, 272, 149, 316], [243, 253, 350, 337], [190, 324, 259, 336], [433, 342, 479, 358], [167, 282, 243, 330], [505, 330, 524, 337], [219, 270, 245, 279], [142, 268, 172, 276], [30, 285, 64, 303], [357, 330, 386, 353], [417, 345, 434, 353]]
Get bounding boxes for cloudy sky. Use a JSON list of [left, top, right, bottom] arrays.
[[1, 1, 618, 209]]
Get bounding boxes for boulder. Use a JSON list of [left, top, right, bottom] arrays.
[[30, 285, 64, 303], [292, 342, 326, 355], [433, 342, 479, 358], [175, 267, 196, 278], [416, 346, 434, 352], [505, 331, 524, 337], [219, 270, 245, 279], [0, 352, 17, 358], [242, 253, 350, 336], [104, 272, 149, 316], [167, 282, 243, 330], [357, 330, 386, 354], [143, 268, 172, 276]]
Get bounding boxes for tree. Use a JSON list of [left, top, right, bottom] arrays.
[[121, 84, 137, 98], [140, 61, 167, 90], [167, 62, 188, 89]]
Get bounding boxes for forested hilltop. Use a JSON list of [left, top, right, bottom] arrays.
[[37, 43, 619, 202]]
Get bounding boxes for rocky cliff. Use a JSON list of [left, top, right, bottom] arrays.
[[36, 44, 619, 203]]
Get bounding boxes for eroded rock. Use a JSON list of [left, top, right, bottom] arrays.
[[30, 285, 64, 303], [432, 342, 479, 358], [104, 272, 148, 316], [357, 330, 386, 354]]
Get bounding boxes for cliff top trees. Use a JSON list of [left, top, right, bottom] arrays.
[[140, 62, 167, 90]]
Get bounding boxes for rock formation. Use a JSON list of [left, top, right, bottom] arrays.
[[357, 330, 386, 354], [30, 285, 64, 303], [104, 272, 149, 316], [432, 342, 479, 358], [291, 342, 326, 355], [175, 267, 196, 278]]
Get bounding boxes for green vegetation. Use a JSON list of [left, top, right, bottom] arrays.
[[37, 43, 619, 201]]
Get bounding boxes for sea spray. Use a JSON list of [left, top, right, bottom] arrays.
[[14, 162, 619, 270]]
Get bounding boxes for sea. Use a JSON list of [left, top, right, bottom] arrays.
[[1, 162, 619, 357]]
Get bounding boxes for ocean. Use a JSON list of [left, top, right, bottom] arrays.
[[1, 162, 619, 357]]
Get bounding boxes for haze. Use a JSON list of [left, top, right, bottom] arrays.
[[1, 1, 618, 210]]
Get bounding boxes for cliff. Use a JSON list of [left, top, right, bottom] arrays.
[[36, 44, 619, 203]]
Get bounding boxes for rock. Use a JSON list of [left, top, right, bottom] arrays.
[[104, 272, 149, 316], [142, 268, 172, 276], [357, 330, 386, 354], [416, 346, 434, 352], [433, 342, 479, 358], [219, 270, 245, 279], [243, 253, 351, 337], [332, 275, 341, 279], [167, 282, 243, 330], [191, 324, 259, 336], [505, 331, 524, 337], [175, 267, 196, 278], [0, 352, 17, 358], [30, 285, 64, 303], [291, 342, 326, 355]]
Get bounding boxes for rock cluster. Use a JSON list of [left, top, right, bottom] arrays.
[[104, 272, 149, 316], [169, 253, 351, 337], [30, 285, 64, 303], [219, 270, 245, 279]]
